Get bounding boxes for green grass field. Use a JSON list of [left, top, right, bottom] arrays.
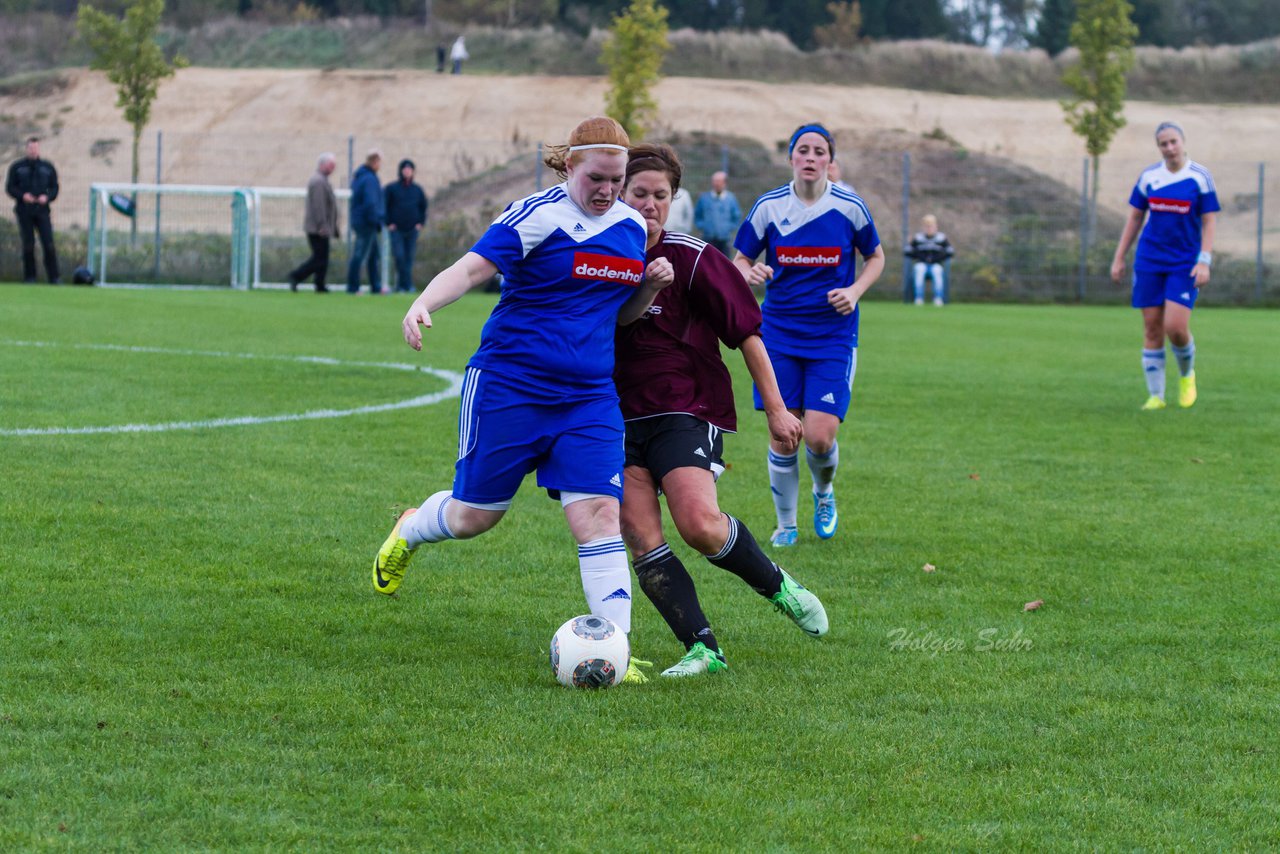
[[1, 285, 1277, 849]]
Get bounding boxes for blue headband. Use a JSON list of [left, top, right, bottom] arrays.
[[789, 124, 833, 156], [1155, 121, 1185, 140]]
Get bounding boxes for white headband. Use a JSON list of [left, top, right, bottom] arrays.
[[568, 143, 628, 153]]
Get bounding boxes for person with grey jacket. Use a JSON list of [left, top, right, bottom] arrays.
[[288, 153, 340, 293]]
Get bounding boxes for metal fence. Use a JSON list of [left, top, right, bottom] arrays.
[[1, 127, 1274, 303]]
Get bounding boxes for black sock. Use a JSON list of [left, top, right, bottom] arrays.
[[705, 515, 783, 598], [634, 544, 719, 652]]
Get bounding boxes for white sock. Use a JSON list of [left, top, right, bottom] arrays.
[[807, 442, 839, 495], [1142, 349, 1166, 399], [1171, 337, 1195, 377], [578, 537, 631, 633], [767, 449, 799, 530], [402, 490, 455, 549]]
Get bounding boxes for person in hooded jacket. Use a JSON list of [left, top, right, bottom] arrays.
[[384, 158, 429, 294], [347, 149, 385, 294]]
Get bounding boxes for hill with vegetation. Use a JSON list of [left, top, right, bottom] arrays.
[[2, 15, 1280, 104], [2, 65, 1274, 299]]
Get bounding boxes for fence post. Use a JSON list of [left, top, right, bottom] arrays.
[[87, 186, 99, 282], [347, 135, 355, 256], [536, 142, 543, 191], [153, 131, 163, 281], [380, 228, 391, 293], [99, 186, 110, 285], [721, 143, 730, 176], [901, 151, 911, 303], [231, 189, 248, 289], [1078, 157, 1090, 302], [252, 188, 263, 290], [1258, 162, 1266, 303]]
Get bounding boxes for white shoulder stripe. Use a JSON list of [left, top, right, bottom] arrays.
[[498, 186, 566, 228], [1189, 162, 1217, 192], [843, 195, 872, 223], [1138, 162, 1163, 182], [663, 231, 707, 250], [746, 184, 790, 219]]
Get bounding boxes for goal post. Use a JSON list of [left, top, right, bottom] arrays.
[[87, 182, 379, 290]]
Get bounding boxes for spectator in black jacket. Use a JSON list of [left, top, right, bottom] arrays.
[[384, 158, 428, 294], [6, 137, 60, 283], [905, 214, 953, 305]]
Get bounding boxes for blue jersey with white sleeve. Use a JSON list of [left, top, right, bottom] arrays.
[[1129, 160, 1220, 273], [468, 183, 648, 394], [734, 181, 880, 359]]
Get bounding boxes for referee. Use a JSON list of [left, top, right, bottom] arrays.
[[6, 136, 60, 284]]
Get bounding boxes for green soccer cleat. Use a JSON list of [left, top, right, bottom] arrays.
[[1179, 371, 1197, 408], [770, 568, 829, 637], [814, 490, 838, 540], [660, 642, 728, 677], [1140, 395, 1167, 411], [372, 508, 417, 595], [770, 526, 799, 547], [622, 656, 653, 685]]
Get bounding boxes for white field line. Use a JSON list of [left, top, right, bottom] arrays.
[[0, 340, 464, 437]]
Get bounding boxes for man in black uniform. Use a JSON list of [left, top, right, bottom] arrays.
[[6, 137, 61, 283]]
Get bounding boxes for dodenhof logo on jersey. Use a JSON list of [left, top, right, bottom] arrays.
[[572, 252, 644, 286], [1148, 197, 1192, 215], [776, 246, 842, 267]]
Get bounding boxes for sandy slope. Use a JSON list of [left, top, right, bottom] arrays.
[[7, 68, 1275, 251]]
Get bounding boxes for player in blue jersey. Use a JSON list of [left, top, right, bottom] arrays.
[[1111, 122, 1218, 411], [732, 123, 885, 547], [371, 117, 673, 683]]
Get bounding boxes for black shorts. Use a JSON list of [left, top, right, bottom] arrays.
[[624, 414, 725, 485]]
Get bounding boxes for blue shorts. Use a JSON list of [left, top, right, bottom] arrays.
[[753, 348, 857, 420], [1132, 268, 1199, 309], [453, 368, 624, 506]]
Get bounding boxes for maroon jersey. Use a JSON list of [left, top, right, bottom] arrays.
[[614, 231, 763, 431]]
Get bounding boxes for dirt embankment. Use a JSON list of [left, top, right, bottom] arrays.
[[4, 67, 1275, 253]]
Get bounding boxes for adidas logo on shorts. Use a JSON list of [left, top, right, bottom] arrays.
[[610, 473, 622, 487], [821, 392, 836, 404], [694, 447, 707, 458]]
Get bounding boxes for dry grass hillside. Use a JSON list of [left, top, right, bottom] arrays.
[[3, 67, 1275, 259]]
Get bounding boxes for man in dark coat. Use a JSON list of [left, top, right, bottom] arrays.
[[6, 137, 60, 283], [383, 158, 429, 294], [347, 149, 384, 294]]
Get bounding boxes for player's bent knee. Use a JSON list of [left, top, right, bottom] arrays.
[[672, 507, 728, 555], [448, 501, 507, 539], [563, 494, 621, 543], [620, 512, 664, 557], [805, 436, 837, 456]]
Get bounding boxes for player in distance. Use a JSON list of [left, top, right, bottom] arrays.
[[1110, 122, 1219, 411], [732, 124, 885, 547]]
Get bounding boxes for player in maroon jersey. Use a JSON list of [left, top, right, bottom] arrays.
[[614, 142, 829, 677]]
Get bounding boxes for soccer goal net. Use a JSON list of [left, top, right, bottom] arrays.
[[87, 183, 382, 289]]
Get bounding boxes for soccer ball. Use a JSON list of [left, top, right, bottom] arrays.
[[549, 615, 630, 688]]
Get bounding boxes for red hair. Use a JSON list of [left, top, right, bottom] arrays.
[[543, 116, 631, 178]]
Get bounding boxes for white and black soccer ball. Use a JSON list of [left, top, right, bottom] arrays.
[[549, 615, 630, 688]]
